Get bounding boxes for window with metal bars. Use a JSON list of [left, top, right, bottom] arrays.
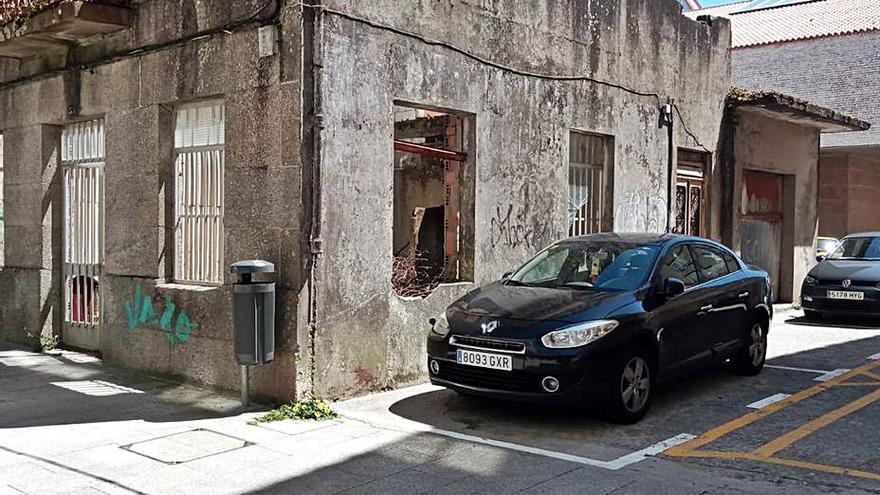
[[62, 120, 105, 328], [568, 132, 613, 237], [174, 101, 225, 285]]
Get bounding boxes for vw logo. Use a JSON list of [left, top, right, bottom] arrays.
[[481, 320, 499, 334], [842, 279, 852, 289]]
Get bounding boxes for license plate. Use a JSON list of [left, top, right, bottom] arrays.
[[456, 349, 512, 371], [828, 290, 864, 300]]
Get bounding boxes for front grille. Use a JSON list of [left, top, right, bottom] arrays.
[[819, 279, 878, 289], [812, 299, 878, 312], [449, 335, 527, 354], [437, 362, 537, 392], [435, 362, 578, 394]]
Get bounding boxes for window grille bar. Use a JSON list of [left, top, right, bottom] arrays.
[[62, 119, 104, 328], [173, 102, 224, 286]]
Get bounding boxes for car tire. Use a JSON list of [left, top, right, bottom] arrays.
[[803, 309, 823, 321], [732, 320, 767, 376], [603, 349, 653, 424]]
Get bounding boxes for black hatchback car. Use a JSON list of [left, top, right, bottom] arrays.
[[801, 232, 880, 319], [427, 233, 772, 423]]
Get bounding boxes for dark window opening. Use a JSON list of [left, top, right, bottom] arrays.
[[392, 104, 475, 298]]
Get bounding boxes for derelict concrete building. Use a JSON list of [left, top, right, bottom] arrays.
[[0, 0, 730, 401]]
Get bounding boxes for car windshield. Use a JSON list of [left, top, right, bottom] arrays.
[[507, 241, 660, 291], [827, 236, 880, 261], [817, 238, 838, 254]]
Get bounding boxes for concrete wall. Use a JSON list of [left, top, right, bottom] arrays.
[[308, 0, 730, 398], [730, 109, 820, 301], [0, 0, 304, 401], [819, 149, 880, 238]]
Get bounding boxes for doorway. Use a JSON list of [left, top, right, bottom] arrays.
[[740, 169, 782, 300]]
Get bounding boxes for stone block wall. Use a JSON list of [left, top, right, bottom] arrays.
[[0, 0, 304, 402]]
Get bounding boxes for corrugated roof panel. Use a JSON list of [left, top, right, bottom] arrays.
[[734, 0, 822, 15], [685, 0, 880, 48]]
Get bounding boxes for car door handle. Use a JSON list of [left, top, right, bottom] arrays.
[[737, 291, 750, 299], [699, 304, 713, 313]]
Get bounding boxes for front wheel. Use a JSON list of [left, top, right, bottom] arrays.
[[732, 321, 767, 376], [603, 351, 653, 424]]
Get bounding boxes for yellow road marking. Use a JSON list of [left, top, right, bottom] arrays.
[[665, 360, 880, 456], [752, 387, 880, 457], [667, 450, 880, 481], [665, 359, 880, 481], [861, 370, 880, 381]]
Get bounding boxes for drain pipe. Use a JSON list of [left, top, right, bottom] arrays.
[[661, 99, 675, 233], [303, 0, 325, 399]]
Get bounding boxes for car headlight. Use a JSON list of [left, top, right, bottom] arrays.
[[805, 276, 818, 286], [430, 312, 450, 337], [541, 320, 619, 349]]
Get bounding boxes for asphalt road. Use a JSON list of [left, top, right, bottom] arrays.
[[3, 308, 880, 494], [337, 308, 880, 494]]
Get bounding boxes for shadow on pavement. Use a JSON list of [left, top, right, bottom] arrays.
[[784, 315, 880, 329], [0, 344, 246, 428], [383, 335, 880, 464]]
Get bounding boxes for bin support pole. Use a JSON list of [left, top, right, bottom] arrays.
[[241, 365, 250, 406]]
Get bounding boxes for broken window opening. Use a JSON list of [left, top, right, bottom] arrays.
[[569, 131, 614, 237], [392, 104, 475, 298]]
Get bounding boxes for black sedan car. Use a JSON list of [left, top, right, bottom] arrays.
[[427, 233, 772, 423], [801, 232, 880, 319]]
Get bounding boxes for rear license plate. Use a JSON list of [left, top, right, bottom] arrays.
[[828, 290, 864, 300], [456, 349, 512, 371]]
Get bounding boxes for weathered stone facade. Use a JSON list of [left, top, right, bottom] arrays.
[[0, 0, 731, 402]]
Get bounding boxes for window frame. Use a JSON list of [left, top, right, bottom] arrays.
[[568, 130, 614, 236], [654, 242, 700, 289], [690, 243, 732, 284], [173, 100, 226, 286]]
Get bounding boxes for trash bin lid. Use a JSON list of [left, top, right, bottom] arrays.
[[230, 259, 275, 274]]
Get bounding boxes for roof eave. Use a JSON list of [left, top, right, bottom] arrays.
[[731, 92, 871, 133]]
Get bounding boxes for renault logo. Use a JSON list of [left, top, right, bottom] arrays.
[[842, 279, 852, 289], [481, 320, 499, 334]]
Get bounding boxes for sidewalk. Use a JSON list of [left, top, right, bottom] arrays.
[[1, 343, 872, 495]]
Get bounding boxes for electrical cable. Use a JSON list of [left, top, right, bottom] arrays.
[[304, 3, 713, 153], [306, 3, 663, 103], [672, 103, 712, 153], [0, 0, 279, 90]]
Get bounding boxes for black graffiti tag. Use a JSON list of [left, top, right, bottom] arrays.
[[490, 203, 549, 250]]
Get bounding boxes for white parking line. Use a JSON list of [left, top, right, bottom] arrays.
[[765, 364, 830, 374], [814, 368, 851, 382], [747, 393, 791, 409], [417, 427, 695, 470]]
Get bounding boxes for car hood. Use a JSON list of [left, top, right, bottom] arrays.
[[446, 281, 634, 338], [810, 260, 880, 281]]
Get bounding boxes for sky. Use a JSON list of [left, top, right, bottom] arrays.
[[698, 0, 743, 6]]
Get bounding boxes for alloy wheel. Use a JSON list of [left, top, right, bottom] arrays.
[[620, 357, 650, 413], [749, 323, 766, 367]]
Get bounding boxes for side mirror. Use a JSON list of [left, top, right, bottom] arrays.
[[502, 271, 513, 280], [815, 255, 825, 263], [662, 277, 686, 298]]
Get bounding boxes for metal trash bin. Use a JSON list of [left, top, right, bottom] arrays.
[[231, 260, 276, 365]]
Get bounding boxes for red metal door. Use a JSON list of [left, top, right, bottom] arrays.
[[740, 170, 782, 300]]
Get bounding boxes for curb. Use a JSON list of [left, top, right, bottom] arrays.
[[772, 303, 799, 314]]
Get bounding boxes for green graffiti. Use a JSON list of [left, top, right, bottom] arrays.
[[123, 285, 198, 344]]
